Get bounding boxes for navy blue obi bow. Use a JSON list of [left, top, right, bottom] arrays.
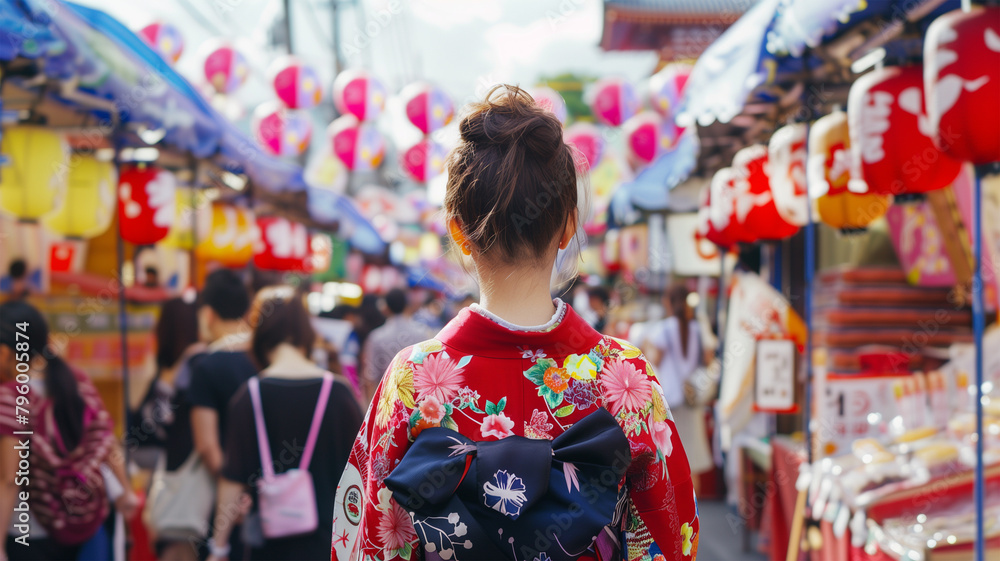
[[385, 408, 631, 561]]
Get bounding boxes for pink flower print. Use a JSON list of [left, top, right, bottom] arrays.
[[480, 413, 515, 440], [650, 418, 674, 457], [377, 502, 416, 551], [601, 359, 652, 415], [418, 396, 445, 424], [413, 352, 464, 403]]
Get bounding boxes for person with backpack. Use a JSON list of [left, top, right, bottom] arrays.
[[332, 86, 699, 561], [206, 286, 362, 561], [0, 300, 138, 561]]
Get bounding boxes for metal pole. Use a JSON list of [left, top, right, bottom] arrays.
[[282, 0, 294, 54], [331, 0, 342, 76], [113, 136, 131, 470], [972, 166, 986, 561], [803, 125, 815, 465]]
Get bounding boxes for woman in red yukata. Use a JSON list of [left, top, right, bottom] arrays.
[[332, 85, 698, 561]]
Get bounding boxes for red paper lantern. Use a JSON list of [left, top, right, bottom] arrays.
[[706, 167, 755, 247], [924, 6, 1000, 165], [732, 145, 798, 241], [768, 123, 809, 226], [254, 216, 310, 271], [847, 65, 963, 196], [49, 242, 75, 273], [118, 165, 175, 245]]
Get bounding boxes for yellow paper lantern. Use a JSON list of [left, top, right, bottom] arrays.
[[161, 188, 211, 250], [195, 203, 257, 266], [0, 127, 69, 220], [43, 155, 116, 239], [807, 111, 889, 232]]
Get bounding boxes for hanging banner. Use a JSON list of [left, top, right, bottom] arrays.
[[667, 212, 737, 277]]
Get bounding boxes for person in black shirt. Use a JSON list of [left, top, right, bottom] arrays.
[[207, 286, 362, 561]]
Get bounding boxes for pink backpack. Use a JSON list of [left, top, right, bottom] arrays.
[[248, 373, 333, 539]]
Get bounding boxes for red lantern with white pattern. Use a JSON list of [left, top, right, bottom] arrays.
[[118, 165, 175, 245], [733, 145, 798, 241], [924, 6, 1000, 165], [707, 167, 754, 247], [847, 65, 963, 196], [254, 217, 310, 271], [768, 123, 809, 226]]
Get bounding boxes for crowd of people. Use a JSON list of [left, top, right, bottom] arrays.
[[0, 85, 719, 561]]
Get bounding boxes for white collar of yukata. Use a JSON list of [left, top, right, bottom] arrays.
[[469, 299, 567, 333]]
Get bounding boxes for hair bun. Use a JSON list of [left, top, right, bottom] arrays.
[[459, 86, 563, 162]]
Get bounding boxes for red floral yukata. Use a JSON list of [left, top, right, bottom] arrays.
[[332, 303, 699, 561]]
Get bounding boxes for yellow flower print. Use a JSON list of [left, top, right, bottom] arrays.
[[610, 337, 643, 359], [651, 383, 668, 423], [376, 359, 415, 428], [681, 522, 694, 557], [564, 354, 598, 381]]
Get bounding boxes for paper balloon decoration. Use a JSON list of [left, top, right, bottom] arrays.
[[271, 56, 322, 110], [768, 123, 809, 226], [203, 41, 249, 95], [649, 63, 692, 119], [254, 216, 310, 271], [732, 145, 798, 241], [623, 111, 678, 166], [590, 78, 639, 127], [43, 155, 116, 239], [328, 114, 386, 172], [402, 82, 454, 135], [0, 127, 68, 220], [924, 6, 1000, 165], [847, 65, 963, 197], [332, 69, 387, 121], [807, 111, 890, 231], [401, 139, 447, 183], [118, 165, 176, 245], [195, 204, 257, 266], [252, 101, 313, 157], [564, 123, 605, 171], [138, 22, 184, 64], [528, 86, 568, 124]]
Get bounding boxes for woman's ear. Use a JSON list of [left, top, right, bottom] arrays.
[[448, 218, 473, 256], [558, 211, 579, 250]]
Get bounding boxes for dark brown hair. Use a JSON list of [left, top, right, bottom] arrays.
[[445, 84, 577, 263], [249, 286, 316, 368], [155, 297, 199, 369], [667, 284, 692, 352]]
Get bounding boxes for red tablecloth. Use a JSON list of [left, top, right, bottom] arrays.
[[767, 437, 807, 561]]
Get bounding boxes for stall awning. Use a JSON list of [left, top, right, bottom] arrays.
[[307, 187, 387, 255]]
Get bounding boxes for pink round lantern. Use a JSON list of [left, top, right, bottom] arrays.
[[924, 6, 1000, 165], [328, 115, 386, 172], [332, 70, 387, 122], [528, 86, 568, 124], [649, 63, 692, 119], [623, 111, 679, 166], [564, 123, 605, 172], [254, 217, 310, 271], [401, 82, 454, 135], [270, 56, 322, 110], [589, 78, 639, 127], [252, 101, 312, 157], [138, 22, 184, 65], [203, 41, 249, 95], [401, 139, 447, 183], [847, 65, 963, 196], [732, 145, 799, 241], [768, 123, 809, 226]]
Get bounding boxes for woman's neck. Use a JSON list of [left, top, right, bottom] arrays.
[[261, 343, 325, 379], [477, 261, 557, 327]]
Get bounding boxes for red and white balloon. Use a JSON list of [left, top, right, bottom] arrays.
[[333, 69, 387, 122], [118, 165, 176, 245], [623, 111, 679, 166], [402, 82, 454, 135], [138, 22, 184, 65], [401, 139, 447, 183], [768, 123, 809, 226], [589, 78, 639, 127], [564, 123, 604, 172], [252, 101, 312, 157], [203, 41, 249, 95], [528, 86, 568, 124], [924, 6, 1000, 165], [847, 65, 963, 196], [254, 217, 310, 271], [271, 56, 322, 110], [328, 114, 386, 172]]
